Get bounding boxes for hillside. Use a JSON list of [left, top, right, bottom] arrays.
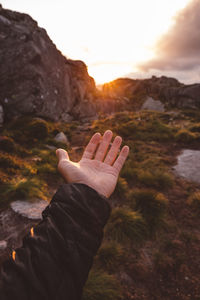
[[1, 109, 200, 299]]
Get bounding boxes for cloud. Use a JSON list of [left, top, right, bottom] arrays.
[[139, 0, 200, 72]]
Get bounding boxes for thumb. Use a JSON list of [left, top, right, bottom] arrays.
[[56, 148, 69, 162]]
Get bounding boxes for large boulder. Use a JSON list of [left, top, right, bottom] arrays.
[[0, 6, 97, 122]]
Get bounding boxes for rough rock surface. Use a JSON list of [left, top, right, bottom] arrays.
[[10, 199, 48, 220], [0, 6, 97, 122], [54, 132, 69, 144], [174, 149, 200, 184], [102, 76, 200, 109]]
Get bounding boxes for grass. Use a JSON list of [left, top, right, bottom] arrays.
[[105, 207, 148, 244], [0, 136, 16, 152], [112, 176, 128, 198], [0, 178, 48, 205], [0, 152, 22, 170], [97, 242, 123, 271], [1, 110, 200, 298], [128, 189, 168, 233], [83, 270, 122, 300], [175, 129, 197, 143], [187, 190, 200, 212], [189, 123, 200, 133], [26, 118, 49, 140], [137, 169, 174, 190]]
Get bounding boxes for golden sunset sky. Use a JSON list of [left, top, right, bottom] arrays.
[[1, 0, 196, 84]]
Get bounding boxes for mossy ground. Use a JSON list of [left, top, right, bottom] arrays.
[[1, 110, 200, 299]]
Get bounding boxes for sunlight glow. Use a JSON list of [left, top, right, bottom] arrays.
[[1, 0, 191, 83]]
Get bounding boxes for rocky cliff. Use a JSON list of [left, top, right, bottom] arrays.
[[0, 5, 97, 123], [102, 76, 200, 110]]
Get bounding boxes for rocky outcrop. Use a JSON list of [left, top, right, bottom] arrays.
[[102, 76, 200, 110], [0, 6, 97, 122]]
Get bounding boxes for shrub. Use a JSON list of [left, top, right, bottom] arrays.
[[82, 270, 122, 300], [175, 129, 196, 143], [128, 189, 168, 232], [97, 242, 123, 271], [105, 207, 147, 244], [2, 178, 48, 201], [27, 119, 49, 140], [187, 191, 200, 212], [138, 169, 173, 190], [0, 136, 16, 152]]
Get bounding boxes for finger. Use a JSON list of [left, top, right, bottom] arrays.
[[56, 148, 69, 162], [82, 132, 101, 159], [113, 145, 129, 173], [95, 130, 113, 161], [104, 136, 122, 165]]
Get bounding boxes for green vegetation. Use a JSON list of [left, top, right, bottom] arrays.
[[1, 109, 200, 299], [105, 207, 147, 244], [113, 176, 128, 198], [97, 242, 123, 271], [175, 129, 197, 143], [83, 270, 122, 300], [128, 189, 168, 232], [1, 178, 48, 204], [187, 190, 200, 212], [137, 169, 173, 189], [0, 136, 16, 152], [26, 118, 49, 140], [189, 122, 200, 133]]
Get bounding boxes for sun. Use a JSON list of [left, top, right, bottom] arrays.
[[88, 63, 134, 84]]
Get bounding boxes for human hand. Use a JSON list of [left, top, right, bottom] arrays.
[[56, 130, 129, 198]]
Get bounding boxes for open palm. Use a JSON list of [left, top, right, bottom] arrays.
[[56, 130, 129, 198]]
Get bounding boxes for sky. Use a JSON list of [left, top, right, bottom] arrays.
[[1, 0, 199, 84]]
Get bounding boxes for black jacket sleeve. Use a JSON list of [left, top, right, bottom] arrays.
[[0, 183, 111, 300]]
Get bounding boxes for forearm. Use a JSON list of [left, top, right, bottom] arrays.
[[0, 183, 111, 300]]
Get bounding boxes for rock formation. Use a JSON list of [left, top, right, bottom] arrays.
[[0, 5, 97, 122], [102, 76, 200, 110]]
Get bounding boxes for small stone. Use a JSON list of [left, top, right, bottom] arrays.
[[0, 240, 7, 250], [54, 132, 69, 145], [174, 150, 200, 183], [141, 97, 165, 112], [185, 276, 189, 280]]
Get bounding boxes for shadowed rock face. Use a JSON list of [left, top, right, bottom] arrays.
[[0, 6, 97, 122]]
